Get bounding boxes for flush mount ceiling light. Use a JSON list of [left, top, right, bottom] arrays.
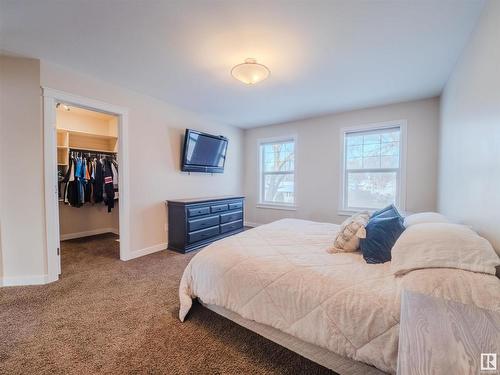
[[231, 58, 270, 85]]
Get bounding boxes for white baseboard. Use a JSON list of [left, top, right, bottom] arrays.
[[60, 227, 119, 241], [120, 242, 167, 261], [244, 221, 262, 228], [2, 274, 49, 287]]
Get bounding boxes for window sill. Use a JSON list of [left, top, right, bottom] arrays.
[[338, 210, 358, 217], [338, 209, 375, 216], [257, 203, 297, 211]]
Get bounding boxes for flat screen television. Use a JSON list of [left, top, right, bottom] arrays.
[[181, 129, 228, 173]]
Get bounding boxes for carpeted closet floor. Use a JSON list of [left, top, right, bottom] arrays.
[[0, 234, 334, 375]]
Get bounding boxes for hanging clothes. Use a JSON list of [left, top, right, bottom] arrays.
[[111, 160, 119, 198], [103, 158, 115, 213], [63, 154, 82, 207], [84, 157, 92, 203], [93, 158, 104, 203], [62, 150, 118, 212]]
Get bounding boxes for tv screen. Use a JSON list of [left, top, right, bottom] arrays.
[[181, 129, 228, 173]]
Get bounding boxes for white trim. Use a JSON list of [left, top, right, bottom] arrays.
[[257, 135, 298, 207], [42, 87, 131, 285], [338, 120, 407, 214], [2, 274, 49, 287], [244, 221, 262, 227], [120, 242, 167, 261], [60, 228, 119, 241], [256, 203, 297, 211], [338, 210, 360, 217]]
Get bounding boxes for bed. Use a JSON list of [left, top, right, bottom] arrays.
[[179, 219, 500, 374]]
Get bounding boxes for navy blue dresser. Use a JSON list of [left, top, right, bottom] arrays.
[[166, 196, 245, 253]]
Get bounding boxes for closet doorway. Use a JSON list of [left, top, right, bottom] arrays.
[[57, 105, 120, 263], [43, 88, 130, 282]]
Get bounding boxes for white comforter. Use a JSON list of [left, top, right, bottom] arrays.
[[179, 219, 500, 374]]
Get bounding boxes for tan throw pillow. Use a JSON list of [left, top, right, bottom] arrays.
[[328, 212, 370, 253]]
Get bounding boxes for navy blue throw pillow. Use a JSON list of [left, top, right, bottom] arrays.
[[360, 215, 405, 264], [371, 204, 401, 219]]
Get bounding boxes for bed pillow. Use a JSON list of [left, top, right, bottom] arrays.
[[328, 212, 369, 253], [391, 223, 500, 276], [360, 214, 405, 264], [403, 212, 449, 227]]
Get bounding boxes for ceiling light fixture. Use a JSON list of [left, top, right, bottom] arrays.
[[56, 102, 71, 111], [231, 58, 270, 85]]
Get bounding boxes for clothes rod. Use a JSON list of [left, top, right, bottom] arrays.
[[69, 148, 117, 155]]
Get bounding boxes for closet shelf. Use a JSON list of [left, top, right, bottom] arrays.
[[58, 128, 118, 140]]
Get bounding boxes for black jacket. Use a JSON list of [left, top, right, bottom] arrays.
[[103, 159, 115, 212]]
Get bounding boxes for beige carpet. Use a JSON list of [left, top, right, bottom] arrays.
[[0, 234, 334, 374]]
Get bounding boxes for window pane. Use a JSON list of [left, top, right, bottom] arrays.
[[346, 145, 362, 159], [363, 156, 380, 169], [347, 171, 397, 209], [381, 131, 400, 143], [362, 143, 380, 157], [347, 158, 362, 169], [363, 133, 380, 145], [345, 127, 401, 172], [262, 142, 294, 172], [347, 135, 363, 146], [263, 173, 294, 204], [380, 141, 399, 157], [381, 155, 399, 168]]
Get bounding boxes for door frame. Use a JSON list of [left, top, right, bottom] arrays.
[[42, 87, 131, 283]]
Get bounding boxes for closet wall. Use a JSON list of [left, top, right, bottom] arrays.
[[57, 108, 119, 239]]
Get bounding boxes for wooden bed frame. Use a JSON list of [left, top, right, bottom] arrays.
[[200, 300, 386, 375]]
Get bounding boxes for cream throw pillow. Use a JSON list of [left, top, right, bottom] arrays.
[[328, 212, 369, 253], [391, 223, 500, 276], [403, 212, 449, 227]]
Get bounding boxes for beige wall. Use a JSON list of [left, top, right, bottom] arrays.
[[244, 97, 440, 225], [0, 56, 46, 283], [438, 0, 500, 253], [41, 61, 244, 254], [59, 204, 119, 238]]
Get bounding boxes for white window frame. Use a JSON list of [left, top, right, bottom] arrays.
[[257, 135, 297, 210], [339, 120, 407, 216]]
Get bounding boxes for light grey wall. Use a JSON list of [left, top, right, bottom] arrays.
[[438, 0, 500, 253], [244, 97, 440, 226]]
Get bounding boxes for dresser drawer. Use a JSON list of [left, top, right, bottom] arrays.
[[220, 220, 243, 234], [187, 206, 210, 217], [220, 210, 243, 224], [211, 204, 228, 213], [188, 215, 220, 232], [228, 201, 243, 210], [188, 226, 220, 243]]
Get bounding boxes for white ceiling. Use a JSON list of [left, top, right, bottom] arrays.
[[0, 0, 484, 128]]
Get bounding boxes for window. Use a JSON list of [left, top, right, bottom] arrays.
[[259, 138, 295, 206], [340, 123, 406, 213]]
